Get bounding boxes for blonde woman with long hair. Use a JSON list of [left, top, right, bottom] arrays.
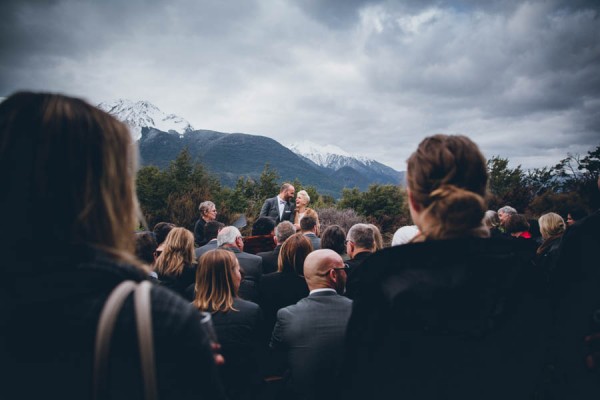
[[154, 227, 197, 297], [193, 249, 262, 400]]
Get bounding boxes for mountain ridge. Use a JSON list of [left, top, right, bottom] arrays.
[[101, 99, 405, 196]]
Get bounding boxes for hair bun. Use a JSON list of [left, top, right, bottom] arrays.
[[429, 184, 458, 200]]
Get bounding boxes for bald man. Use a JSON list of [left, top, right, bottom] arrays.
[[270, 249, 352, 400]]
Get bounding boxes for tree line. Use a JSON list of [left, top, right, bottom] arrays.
[[136, 145, 600, 239]]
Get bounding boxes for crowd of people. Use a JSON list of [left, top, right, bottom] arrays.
[[1, 91, 599, 400]]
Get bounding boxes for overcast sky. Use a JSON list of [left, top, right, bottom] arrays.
[[1, 0, 599, 171]]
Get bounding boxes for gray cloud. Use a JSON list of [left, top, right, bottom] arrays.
[[1, 0, 598, 172]]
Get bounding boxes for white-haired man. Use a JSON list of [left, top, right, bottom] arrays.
[[218, 226, 262, 302]]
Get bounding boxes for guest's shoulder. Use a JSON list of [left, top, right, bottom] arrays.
[[234, 297, 261, 312]]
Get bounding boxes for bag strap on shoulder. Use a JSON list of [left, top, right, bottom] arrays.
[[93, 280, 157, 400]]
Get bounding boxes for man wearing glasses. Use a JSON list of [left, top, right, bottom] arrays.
[[270, 249, 352, 400]]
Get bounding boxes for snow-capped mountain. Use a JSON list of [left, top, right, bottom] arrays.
[[98, 99, 194, 141], [288, 140, 403, 186]]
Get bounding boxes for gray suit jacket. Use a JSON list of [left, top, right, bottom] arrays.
[[224, 247, 263, 303], [270, 290, 352, 400], [304, 233, 321, 250], [195, 239, 218, 260], [260, 196, 295, 224]]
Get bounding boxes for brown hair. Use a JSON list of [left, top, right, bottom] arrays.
[[277, 233, 313, 275], [407, 135, 488, 240], [193, 249, 239, 313], [154, 227, 195, 276], [0, 92, 140, 267], [504, 214, 530, 235]]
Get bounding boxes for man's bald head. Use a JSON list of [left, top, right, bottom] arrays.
[[304, 249, 347, 293]]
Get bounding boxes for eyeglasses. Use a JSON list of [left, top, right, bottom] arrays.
[[344, 240, 353, 245], [318, 263, 350, 276]]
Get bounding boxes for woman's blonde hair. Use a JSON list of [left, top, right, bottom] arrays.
[[538, 212, 565, 240], [297, 190, 310, 203], [277, 233, 313, 275], [407, 135, 489, 240], [0, 92, 140, 267], [193, 249, 239, 313], [154, 227, 195, 276]]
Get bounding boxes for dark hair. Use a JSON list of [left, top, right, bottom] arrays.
[[321, 225, 346, 255], [505, 214, 530, 234], [252, 217, 276, 236], [0, 92, 139, 268], [568, 207, 587, 221], [153, 222, 176, 245], [135, 231, 158, 264], [300, 215, 317, 231], [407, 134, 488, 240], [204, 221, 225, 241]]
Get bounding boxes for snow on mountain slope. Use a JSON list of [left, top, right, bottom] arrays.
[[98, 99, 194, 141], [288, 140, 374, 170]]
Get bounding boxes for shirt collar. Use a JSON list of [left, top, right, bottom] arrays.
[[309, 288, 337, 295]]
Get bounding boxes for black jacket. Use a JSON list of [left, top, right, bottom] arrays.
[[342, 237, 552, 400], [2, 246, 225, 400], [212, 298, 263, 400]]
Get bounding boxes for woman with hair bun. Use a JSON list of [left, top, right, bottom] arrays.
[[342, 135, 549, 400]]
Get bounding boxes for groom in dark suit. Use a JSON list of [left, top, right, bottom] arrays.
[[259, 183, 296, 224], [270, 249, 352, 400]]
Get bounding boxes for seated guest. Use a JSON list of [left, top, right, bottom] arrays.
[[483, 210, 503, 237], [566, 207, 587, 226], [321, 225, 350, 261], [293, 189, 319, 231], [497, 205, 517, 230], [534, 212, 566, 280], [341, 135, 547, 400], [193, 249, 263, 400], [135, 231, 158, 266], [257, 221, 296, 274], [391, 225, 419, 246], [134, 231, 159, 281], [152, 221, 176, 259], [1, 92, 224, 399], [196, 221, 225, 260], [243, 217, 277, 255], [194, 200, 218, 247], [270, 249, 352, 400], [344, 223, 376, 299], [154, 227, 197, 297], [258, 233, 312, 344], [369, 224, 384, 250], [300, 215, 321, 250], [505, 214, 532, 239], [218, 226, 263, 302]]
